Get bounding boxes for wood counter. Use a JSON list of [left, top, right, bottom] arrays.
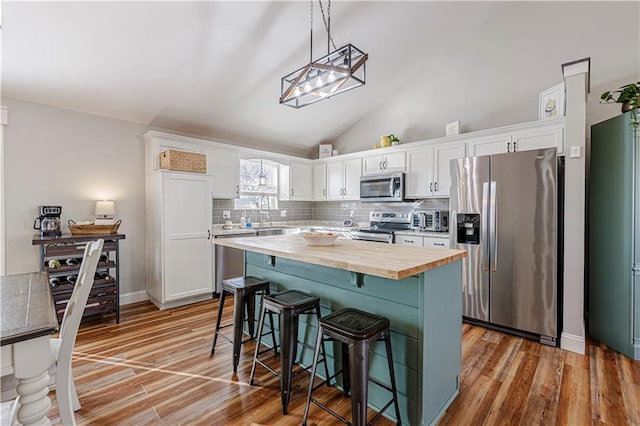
[[213, 235, 466, 280]]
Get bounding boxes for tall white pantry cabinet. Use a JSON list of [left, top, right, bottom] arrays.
[[146, 171, 213, 309]]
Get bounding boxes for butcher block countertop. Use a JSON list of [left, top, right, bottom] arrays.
[[213, 234, 466, 280]]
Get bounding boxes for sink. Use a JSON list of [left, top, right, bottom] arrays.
[[256, 227, 301, 236]]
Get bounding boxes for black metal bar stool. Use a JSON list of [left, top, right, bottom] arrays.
[[249, 289, 329, 415], [211, 276, 275, 373], [302, 307, 402, 426]]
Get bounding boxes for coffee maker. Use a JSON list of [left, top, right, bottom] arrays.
[[34, 206, 62, 236]]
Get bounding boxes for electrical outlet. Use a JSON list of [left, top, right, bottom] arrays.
[[222, 211, 231, 219], [280, 210, 287, 217]]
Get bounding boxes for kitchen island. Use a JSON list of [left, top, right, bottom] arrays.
[[213, 235, 466, 425]]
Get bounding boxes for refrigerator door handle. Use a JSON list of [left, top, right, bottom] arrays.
[[481, 182, 490, 271], [489, 181, 497, 271]]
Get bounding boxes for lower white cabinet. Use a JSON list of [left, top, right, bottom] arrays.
[[146, 171, 213, 309], [395, 234, 449, 248]]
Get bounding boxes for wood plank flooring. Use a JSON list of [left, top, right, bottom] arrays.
[[4, 299, 639, 425]]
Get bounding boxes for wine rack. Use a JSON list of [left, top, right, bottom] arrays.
[[33, 233, 125, 324]]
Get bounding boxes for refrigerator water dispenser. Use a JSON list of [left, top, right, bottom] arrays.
[[456, 213, 480, 244]]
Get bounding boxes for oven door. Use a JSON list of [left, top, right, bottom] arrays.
[[351, 230, 394, 243]]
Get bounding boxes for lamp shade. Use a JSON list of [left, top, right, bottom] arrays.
[[95, 200, 115, 217]]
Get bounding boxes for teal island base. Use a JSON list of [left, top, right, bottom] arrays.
[[244, 251, 462, 425]]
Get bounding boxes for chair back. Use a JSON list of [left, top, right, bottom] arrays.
[[58, 239, 104, 345]]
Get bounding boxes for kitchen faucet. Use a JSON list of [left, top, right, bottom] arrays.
[[258, 195, 271, 227]]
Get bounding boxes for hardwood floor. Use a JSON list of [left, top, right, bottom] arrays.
[[5, 299, 639, 425]]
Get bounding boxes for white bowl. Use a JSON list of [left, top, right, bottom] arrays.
[[301, 232, 339, 246]]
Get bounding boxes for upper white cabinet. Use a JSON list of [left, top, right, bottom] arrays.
[[313, 161, 328, 201], [205, 147, 240, 199], [326, 157, 362, 200], [280, 161, 313, 201], [146, 171, 213, 309], [362, 151, 406, 175], [405, 142, 465, 198], [466, 120, 565, 156]]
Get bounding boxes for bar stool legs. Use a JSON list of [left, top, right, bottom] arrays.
[[303, 308, 402, 426], [249, 290, 330, 415], [210, 276, 271, 373]]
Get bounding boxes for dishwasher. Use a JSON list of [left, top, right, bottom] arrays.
[[214, 232, 257, 296]]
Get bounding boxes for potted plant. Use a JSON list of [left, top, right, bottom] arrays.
[[601, 81, 639, 129]]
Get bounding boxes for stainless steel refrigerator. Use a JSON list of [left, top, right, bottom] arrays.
[[449, 148, 560, 345]]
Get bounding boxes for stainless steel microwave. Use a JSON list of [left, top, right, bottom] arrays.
[[360, 172, 404, 202]]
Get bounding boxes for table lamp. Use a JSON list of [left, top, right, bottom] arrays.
[[94, 200, 115, 225]]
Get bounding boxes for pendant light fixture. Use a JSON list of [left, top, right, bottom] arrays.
[[280, 0, 368, 109], [258, 160, 267, 186]]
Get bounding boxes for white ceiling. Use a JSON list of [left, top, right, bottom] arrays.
[[2, 1, 638, 157]]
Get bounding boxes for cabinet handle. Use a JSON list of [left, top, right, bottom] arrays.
[[513, 141, 517, 152], [406, 240, 414, 243], [434, 242, 446, 246], [379, 161, 383, 170], [208, 230, 211, 240], [291, 188, 294, 197], [507, 142, 511, 153], [323, 188, 326, 197], [430, 183, 433, 192], [383, 160, 388, 169], [435, 182, 438, 192], [236, 185, 239, 194]]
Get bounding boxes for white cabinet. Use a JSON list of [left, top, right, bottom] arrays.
[[205, 147, 239, 199], [395, 235, 423, 246], [466, 120, 565, 156], [405, 142, 465, 198], [146, 171, 213, 309], [423, 237, 449, 248], [281, 161, 313, 201], [362, 151, 406, 175], [395, 234, 449, 248], [313, 162, 327, 200], [326, 158, 362, 200]]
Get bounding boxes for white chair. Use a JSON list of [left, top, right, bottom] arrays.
[[8, 238, 104, 425]]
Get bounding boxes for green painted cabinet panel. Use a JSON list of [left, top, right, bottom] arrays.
[[244, 250, 463, 424], [589, 111, 640, 360]]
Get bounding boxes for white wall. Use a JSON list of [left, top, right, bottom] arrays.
[[3, 97, 147, 301], [332, 1, 638, 155]]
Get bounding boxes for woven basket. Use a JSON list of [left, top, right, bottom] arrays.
[[68, 220, 121, 235], [159, 150, 206, 174]]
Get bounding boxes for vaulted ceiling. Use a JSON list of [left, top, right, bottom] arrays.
[[2, 2, 638, 157]]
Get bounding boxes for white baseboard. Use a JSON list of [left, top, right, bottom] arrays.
[[120, 290, 149, 306], [561, 332, 585, 354]]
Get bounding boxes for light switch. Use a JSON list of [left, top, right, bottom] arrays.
[[569, 146, 581, 158]]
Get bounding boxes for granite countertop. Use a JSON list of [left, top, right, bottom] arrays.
[[211, 221, 361, 237], [213, 234, 466, 280]]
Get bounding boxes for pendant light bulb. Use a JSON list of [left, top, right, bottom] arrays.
[[258, 160, 266, 186], [294, 86, 302, 97], [327, 72, 336, 83], [315, 76, 324, 88], [304, 81, 312, 93]]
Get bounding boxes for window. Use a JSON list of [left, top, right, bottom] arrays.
[[233, 159, 279, 210]]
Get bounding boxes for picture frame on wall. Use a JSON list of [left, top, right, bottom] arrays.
[[538, 82, 565, 120]]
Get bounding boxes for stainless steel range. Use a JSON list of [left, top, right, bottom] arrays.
[[351, 211, 412, 243]]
